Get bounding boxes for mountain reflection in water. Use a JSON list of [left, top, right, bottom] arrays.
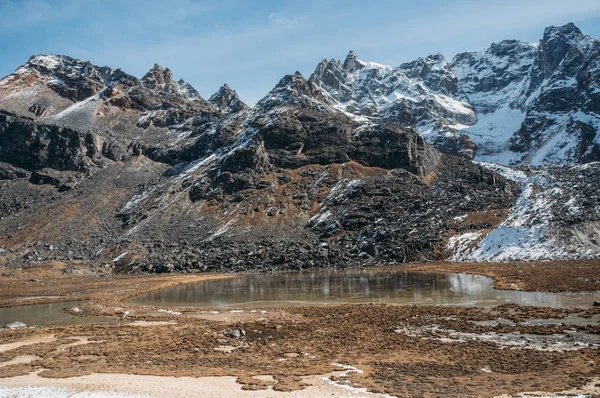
[[129, 269, 595, 309]]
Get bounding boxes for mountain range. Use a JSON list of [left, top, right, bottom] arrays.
[[0, 22, 598, 272]]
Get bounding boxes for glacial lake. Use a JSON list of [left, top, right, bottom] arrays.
[[129, 269, 598, 309]]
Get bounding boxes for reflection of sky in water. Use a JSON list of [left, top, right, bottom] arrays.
[[129, 269, 597, 309], [446, 273, 566, 308]]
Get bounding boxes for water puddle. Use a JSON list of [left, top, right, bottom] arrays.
[[128, 269, 598, 309], [0, 301, 117, 328]]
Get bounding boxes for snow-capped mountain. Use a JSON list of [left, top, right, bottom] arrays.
[[309, 51, 478, 159], [0, 54, 222, 147], [0, 23, 599, 271], [454, 23, 600, 165], [308, 23, 600, 166]]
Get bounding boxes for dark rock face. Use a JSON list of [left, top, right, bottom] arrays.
[[531, 23, 584, 85], [141, 64, 175, 89], [0, 111, 128, 173], [349, 125, 440, 175]]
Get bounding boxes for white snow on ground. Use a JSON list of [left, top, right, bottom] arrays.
[[446, 232, 483, 261], [307, 210, 332, 227], [460, 173, 558, 261], [157, 309, 182, 315], [453, 163, 600, 262], [112, 251, 129, 263], [0, 386, 150, 398], [46, 94, 100, 121], [463, 106, 526, 162], [431, 93, 473, 115], [320, 363, 397, 398], [475, 162, 529, 183]]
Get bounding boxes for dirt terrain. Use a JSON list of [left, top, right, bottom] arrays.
[[0, 262, 599, 397]]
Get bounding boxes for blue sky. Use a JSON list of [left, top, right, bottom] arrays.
[[2, 0, 600, 104]]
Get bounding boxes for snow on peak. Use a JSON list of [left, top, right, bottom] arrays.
[[27, 54, 63, 70], [543, 22, 583, 41]]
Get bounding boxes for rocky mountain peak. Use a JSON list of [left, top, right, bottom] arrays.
[[142, 63, 175, 89], [25, 54, 66, 73], [21, 54, 111, 80], [209, 84, 247, 113], [543, 22, 583, 41], [487, 39, 535, 57], [535, 22, 586, 79], [275, 72, 320, 95], [258, 71, 327, 109], [398, 53, 457, 95], [343, 50, 365, 73]]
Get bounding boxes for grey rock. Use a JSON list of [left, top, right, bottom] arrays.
[[224, 328, 246, 338]]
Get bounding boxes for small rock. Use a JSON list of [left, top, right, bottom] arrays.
[[593, 300, 600, 307], [6, 321, 27, 329], [224, 328, 246, 338]]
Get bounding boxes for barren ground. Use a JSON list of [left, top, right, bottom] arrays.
[[0, 261, 599, 398]]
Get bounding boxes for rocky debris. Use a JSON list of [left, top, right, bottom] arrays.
[[6, 321, 27, 329], [29, 168, 80, 191], [225, 328, 246, 338]]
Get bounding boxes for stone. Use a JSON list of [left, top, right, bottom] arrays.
[[225, 328, 246, 338]]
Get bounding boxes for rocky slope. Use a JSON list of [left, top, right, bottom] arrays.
[[0, 22, 599, 271], [446, 162, 600, 261]]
